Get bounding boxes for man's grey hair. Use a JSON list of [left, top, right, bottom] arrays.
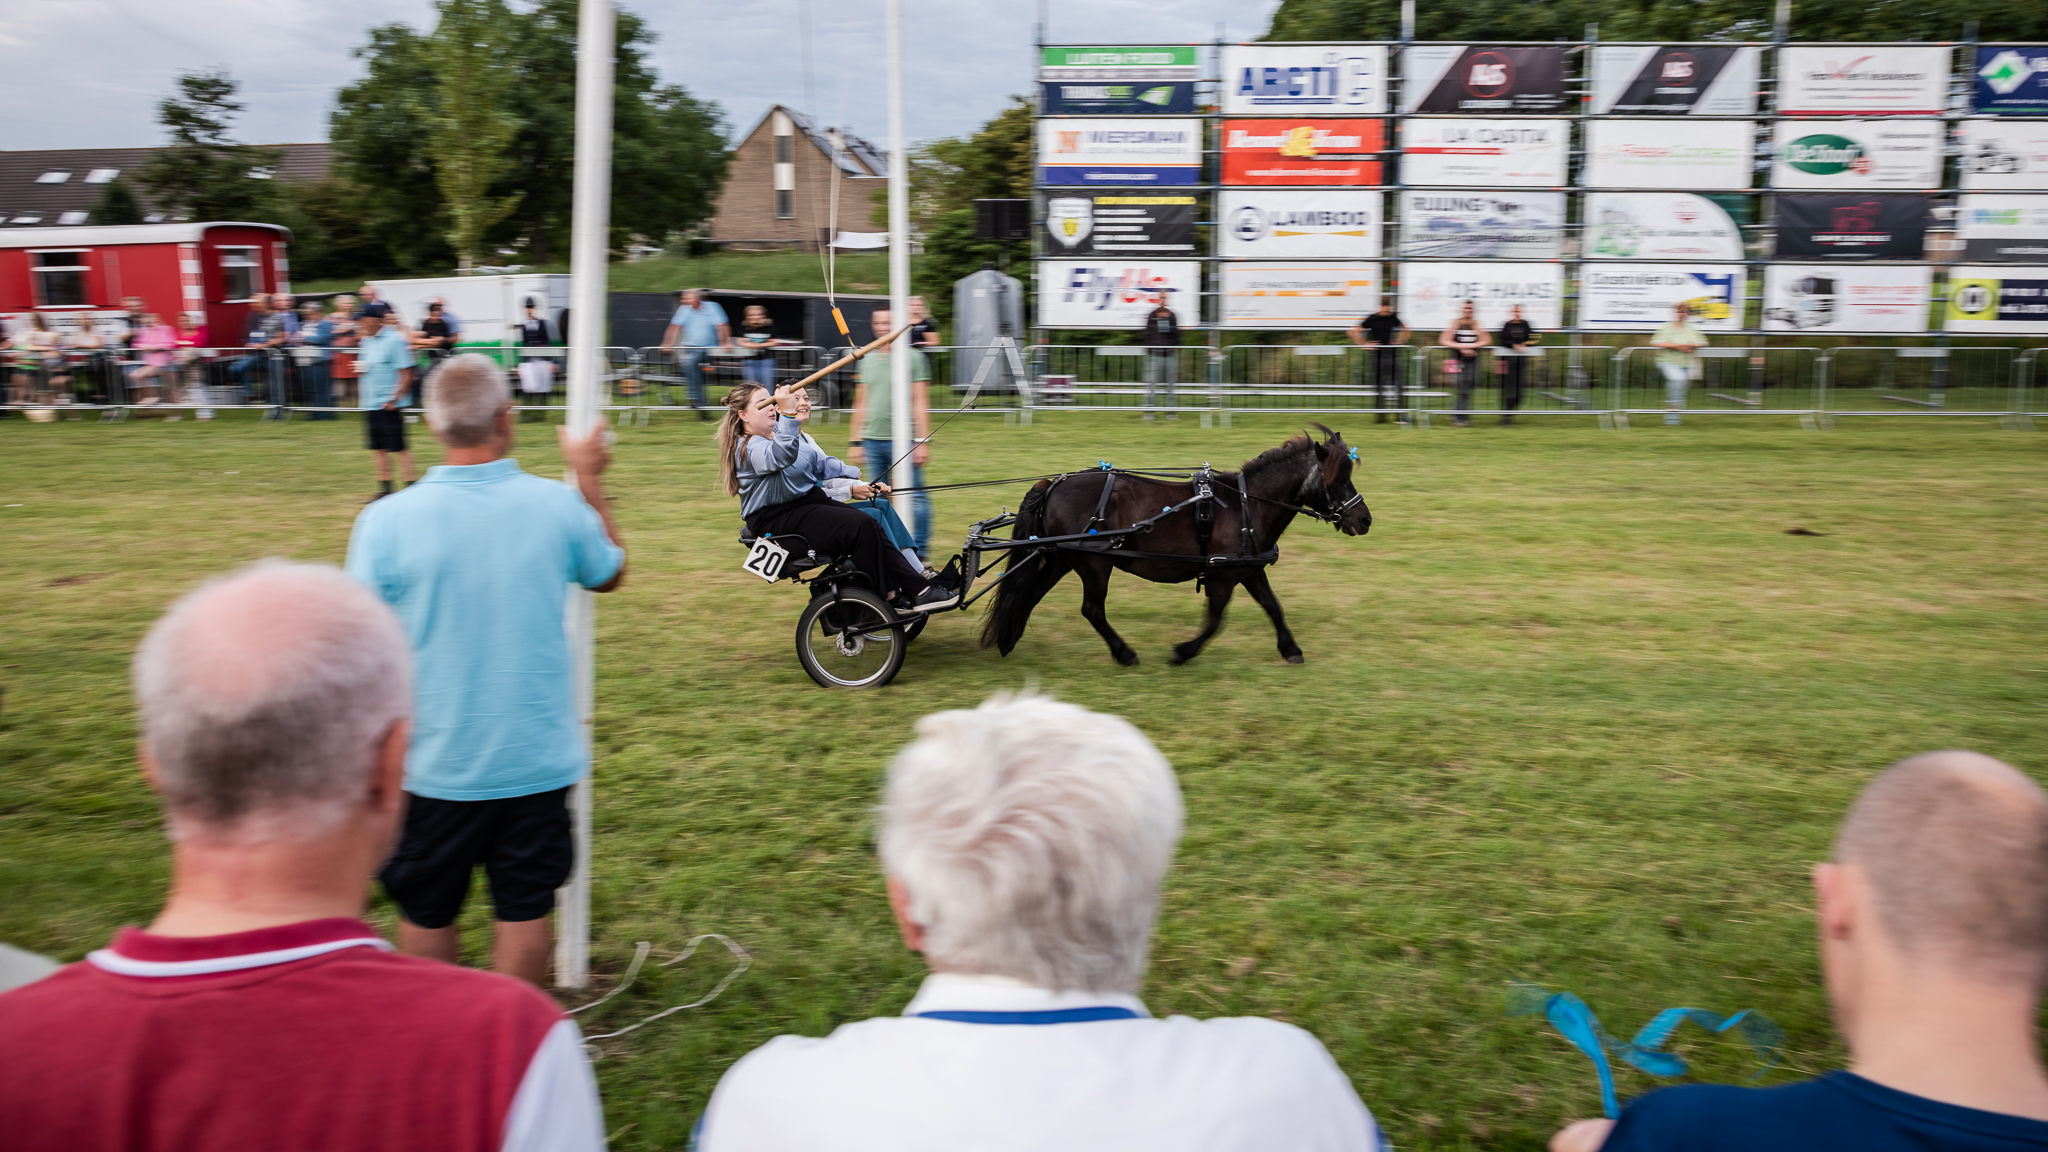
[[424, 353, 511, 448], [879, 693, 1183, 994], [132, 561, 412, 843]]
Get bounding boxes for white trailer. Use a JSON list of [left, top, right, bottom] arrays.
[[367, 273, 573, 350]]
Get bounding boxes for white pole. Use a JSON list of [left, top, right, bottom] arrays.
[[886, 0, 914, 530], [556, 0, 614, 991]]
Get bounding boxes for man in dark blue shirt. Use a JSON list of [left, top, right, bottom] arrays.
[[1554, 750, 2048, 1152]]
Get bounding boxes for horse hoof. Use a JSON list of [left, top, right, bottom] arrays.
[[1284, 654, 1305, 665], [1116, 651, 1141, 667], [1168, 651, 1193, 666]]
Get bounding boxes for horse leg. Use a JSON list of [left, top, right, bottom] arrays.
[[1170, 576, 1238, 666], [1075, 558, 1139, 667], [1241, 567, 1304, 664]]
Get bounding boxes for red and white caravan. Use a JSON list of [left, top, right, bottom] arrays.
[[0, 221, 290, 339]]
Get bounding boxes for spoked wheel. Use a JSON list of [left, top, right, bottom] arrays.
[[796, 585, 907, 688]]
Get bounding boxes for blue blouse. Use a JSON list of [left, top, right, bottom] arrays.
[[737, 418, 862, 517]]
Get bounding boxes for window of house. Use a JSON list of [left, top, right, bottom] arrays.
[[32, 250, 89, 307], [776, 189, 793, 219], [58, 211, 88, 225], [218, 247, 261, 301], [36, 171, 71, 184], [10, 215, 43, 225], [84, 169, 121, 184], [776, 134, 792, 164]]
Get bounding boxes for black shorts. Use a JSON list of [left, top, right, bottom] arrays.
[[378, 787, 574, 928], [364, 407, 407, 452]]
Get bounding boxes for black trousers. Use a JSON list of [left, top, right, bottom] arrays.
[[749, 488, 923, 599], [1501, 355, 1528, 412], [1450, 353, 1478, 417], [1371, 347, 1404, 421]]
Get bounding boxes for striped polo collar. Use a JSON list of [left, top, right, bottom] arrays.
[[88, 917, 393, 978], [903, 972, 1151, 1021]]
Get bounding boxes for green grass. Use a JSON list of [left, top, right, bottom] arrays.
[[2, 411, 2044, 1149]]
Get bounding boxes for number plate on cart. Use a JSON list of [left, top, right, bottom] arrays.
[[742, 537, 791, 582]]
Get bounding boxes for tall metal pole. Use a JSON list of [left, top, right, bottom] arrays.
[[886, 0, 913, 527], [555, 0, 614, 991]]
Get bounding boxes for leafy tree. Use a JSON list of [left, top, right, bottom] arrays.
[[900, 97, 1034, 324], [420, 0, 524, 269], [90, 178, 145, 226], [1263, 0, 2048, 42], [331, 25, 457, 272], [137, 70, 282, 222]]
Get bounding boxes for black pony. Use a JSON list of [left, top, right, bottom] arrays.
[[980, 426, 1371, 666]]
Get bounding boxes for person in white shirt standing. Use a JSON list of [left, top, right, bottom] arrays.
[[697, 693, 1385, 1152]]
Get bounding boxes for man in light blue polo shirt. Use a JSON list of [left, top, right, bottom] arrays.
[[656, 287, 730, 417], [356, 311, 419, 500], [346, 353, 626, 987]]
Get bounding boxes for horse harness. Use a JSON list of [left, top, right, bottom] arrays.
[[1055, 464, 1307, 570]]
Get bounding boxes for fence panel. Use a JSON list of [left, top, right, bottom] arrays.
[[1609, 346, 1823, 415], [1819, 347, 2018, 415]]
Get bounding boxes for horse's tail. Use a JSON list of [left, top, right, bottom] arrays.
[[980, 479, 1065, 654]]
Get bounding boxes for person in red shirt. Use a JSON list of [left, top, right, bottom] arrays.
[[0, 560, 604, 1152]]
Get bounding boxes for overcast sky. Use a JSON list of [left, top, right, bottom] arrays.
[[1, 0, 1279, 154]]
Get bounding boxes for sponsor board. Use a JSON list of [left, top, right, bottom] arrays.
[[1042, 194, 1197, 256], [1583, 193, 1746, 260], [1220, 119, 1386, 185], [1771, 121, 1943, 190], [1220, 45, 1390, 115], [1762, 265, 1932, 332], [1973, 47, 2048, 115], [1588, 45, 1761, 115], [1774, 195, 1928, 259], [1957, 120, 2048, 191], [1776, 46, 1949, 115], [1038, 119, 1202, 186], [1040, 82, 1197, 115], [1401, 119, 1568, 187], [1218, 191, 1382, 258], [1397, 262, 1564, 329], [1035, 261, 1201, 329], [1402, 46, 1570, 114], [1945, 266, 2048, 333], [1582, 119, 1755, 189], [1397, 191, 1565, 259], [1956, 194, 2048, 261], [1039, 45, 1200, 81], [1578, 264, 1747, 330], [1220, 262, 1383, 329]]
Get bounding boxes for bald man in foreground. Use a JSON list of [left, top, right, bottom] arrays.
[[0, 562, 603, 1151], [1554, 751, 2048, 1152]]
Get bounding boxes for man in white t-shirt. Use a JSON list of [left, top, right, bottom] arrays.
[[698, 694, 1384, 1152]]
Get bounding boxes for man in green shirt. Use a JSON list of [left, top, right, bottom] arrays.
[[847, 309, 933, 558], [1650, 303, 1707, 426]]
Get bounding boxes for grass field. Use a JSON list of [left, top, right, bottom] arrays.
[[2, 411, 2043, 1149]]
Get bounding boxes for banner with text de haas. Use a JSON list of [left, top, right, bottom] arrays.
[[1220, 262, 1383, 329], [1956, 194, 2048, 261], [1397, 263, 1563, 330], [1218, 191, 1382, 258], [1035, 261, 1201, 329], [1402, 46, 1569, 114], [1221, 120, 1385, 186], [1038, 120, 1202, 186], [1579, 264, 1747, 331], [1776, 46, 1949, 115], [1589, 45, 1760, 114], [1974, 47, 2048, 115], [1763, 265, 1932, 333], [1582, 119, 1754, 189], [1583, 194, 1746, 260], [1221, 45, 1390, 115], [1401, 119, 1568, 187], [1774, 196, 1928, 259], [1945, 267, 2048, 333], [1041, 194, 1197, 256]]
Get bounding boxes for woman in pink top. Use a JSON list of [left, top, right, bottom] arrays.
[[126, 312, 178, 405]]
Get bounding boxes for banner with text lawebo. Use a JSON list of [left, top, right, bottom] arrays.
[[1218, 191, 1382, 258], [1400, 119, 1567, 187], [1037, 120, 1202, 186], [1220, 45, 1389, 115], [1763, 265, 1932, 333], [1220, 262, 1382, 329], [1401, 46, 1570, 113], [1957, 194, 2048, 261], [1582, 119, 1754, 190], [1035, 261, 1200, 329], [1589, 45, 1760, 115], [1397, 192, 1565, 259], [1397, 263, 1563, 330], [1583, 194, 1745, 260], [1771, 121, 1943, 190], [1958, 120, 2048, 191], [1946, 266, 2048, 333], [1579, 264, 1747, 330], [1777, 46, 1950, 115]]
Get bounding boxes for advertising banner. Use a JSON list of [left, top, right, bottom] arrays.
[[1957, 120, 2048, 191], [1220, 119, 1385, 185], [1220, 262, 1382, 329], [1396, 262, 1564, 329], [1583, 193, 1746, 260], [1973, 47, 2048, 115], [1040, 82, 1197, 115], [1397, 191, 1565, 259], [1401, 119, 1568, 187], [1042, 194, 1197, 256], [1578, 264, 1747, 330], [1945, 266, 2048, 333], [1038, 119, 1202, 186], [1589, 45, 1761, 115], [1774, 195, 1928, 259], [1956, 194, 2048, 261], [1762, 265, 1932, 332], [1402, 46, 1570, 114], [1039, 45, 1200, 80], [1035, 261, 1201, 329], [1771, 121, 1944, 190], [1582, 119, 1754, 189], [1218, 191, 1381, 258], [1220, 45, 1390, 115], [1776, 46, 1949, 115]]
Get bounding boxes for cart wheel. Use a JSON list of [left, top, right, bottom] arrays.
[[796, 586, 906, 688]]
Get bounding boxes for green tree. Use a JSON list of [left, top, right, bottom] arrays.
[[90, 178, 145, 226], [331, 25, 454, 272], [1263, 0, 2048, 42], [900, 96, 1034, 324], [420, 0, 524, 270], [137, 70, 282, 222]]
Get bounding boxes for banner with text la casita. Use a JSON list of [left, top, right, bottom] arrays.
[[1037, 119, 1202, 186], [1974, 47, 2048, 114], [1946, 266, 2048, 333]]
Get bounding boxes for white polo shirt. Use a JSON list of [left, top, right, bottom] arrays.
[[700, 973, 1384, 1152]]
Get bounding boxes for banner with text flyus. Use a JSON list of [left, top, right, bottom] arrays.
[[1035, 260, 1202, 329], [1220, 120, 1385, 186]]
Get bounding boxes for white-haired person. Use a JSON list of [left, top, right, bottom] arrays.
[[346, 353, 625, 988], [697, 694, 1384, 1151], [1553, 750, 2048, 1152], [0, 561, 604, 1150]]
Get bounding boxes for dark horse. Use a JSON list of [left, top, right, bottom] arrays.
[[980, 426, 1371, 666]]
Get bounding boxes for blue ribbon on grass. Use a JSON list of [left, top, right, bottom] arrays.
[[1506, 981, 1784, 1119]]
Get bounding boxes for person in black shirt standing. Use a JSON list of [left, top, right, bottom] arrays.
[[1494, 304, 1537, 425], [1138, 298, 1181, 421], [1438, 300, 1487, 427], [906, 296, 941, 350], [416, 301, 456, 364], [1349, 298, 1408, 424]]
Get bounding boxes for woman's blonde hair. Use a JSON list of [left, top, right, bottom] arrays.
[[717, 383, 767, 497]]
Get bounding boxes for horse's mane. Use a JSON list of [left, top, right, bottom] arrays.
[[1240, 433, 1316, 476]]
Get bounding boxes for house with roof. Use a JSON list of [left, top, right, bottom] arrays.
[[0, 144, 330, 228], [706, 106, 890, 252]]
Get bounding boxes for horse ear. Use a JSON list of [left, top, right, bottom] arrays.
[[1317, 438, 1342, 487]]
